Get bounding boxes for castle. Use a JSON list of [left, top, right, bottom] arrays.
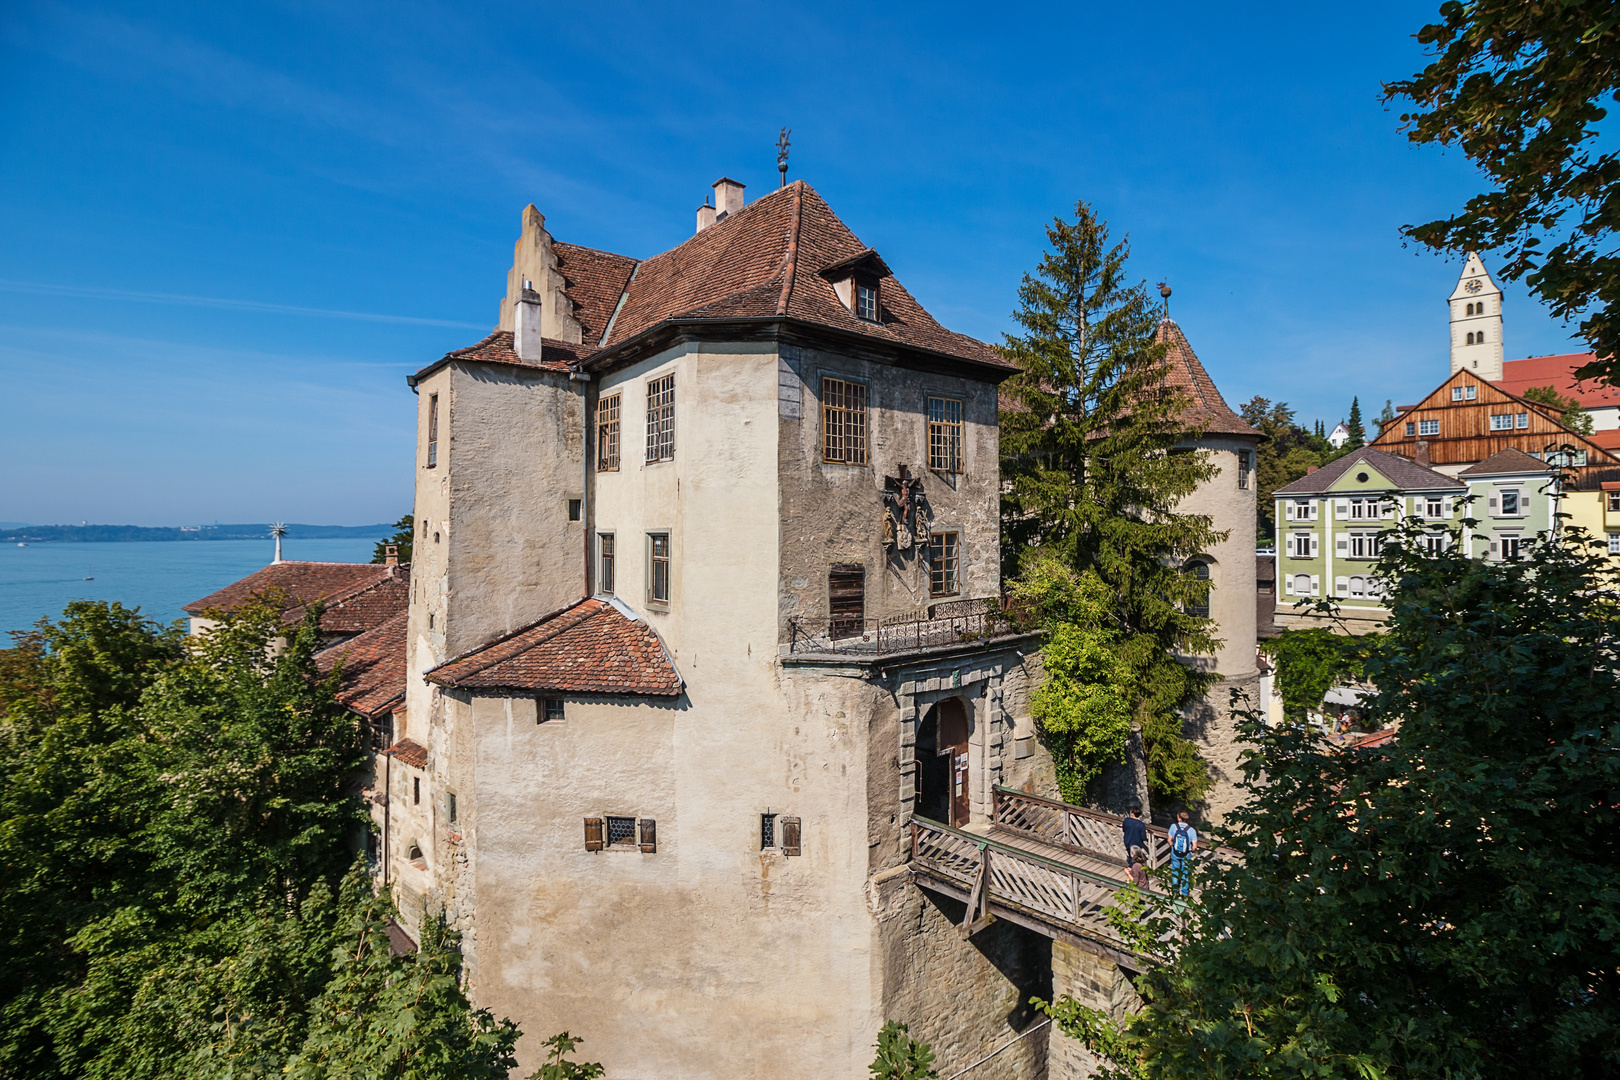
[[195, 174, 1260, 1078]]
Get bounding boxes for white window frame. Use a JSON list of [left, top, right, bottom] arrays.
[[1609, 532, 1620, 555], [1418, 419, 1440, 436], [1489, 413, 1514, 432], [645, 373, 676, 463], [1499, 488, 1522, 517], [646, 531, 671, 606]]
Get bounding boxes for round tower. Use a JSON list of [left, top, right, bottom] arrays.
[[1448, 251, 1504, 380]]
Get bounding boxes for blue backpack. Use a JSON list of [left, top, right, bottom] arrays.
[[1170, 823, 1194, 857]]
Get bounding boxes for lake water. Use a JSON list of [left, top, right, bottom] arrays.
[[0, 538, 380, 636]]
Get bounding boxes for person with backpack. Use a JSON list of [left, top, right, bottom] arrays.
[[1168, 809, 1198, 895]]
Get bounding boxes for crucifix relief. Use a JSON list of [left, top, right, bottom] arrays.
[[883, 465, 930, 553]]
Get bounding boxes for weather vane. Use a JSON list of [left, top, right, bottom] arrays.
[[1157, 281, 1172, 317], [777, 126, 792, 188]]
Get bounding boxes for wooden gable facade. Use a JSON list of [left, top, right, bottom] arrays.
[[1370, 368, 1619, 470]]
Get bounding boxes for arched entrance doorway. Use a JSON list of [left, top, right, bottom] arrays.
[[915, 698, 970, 826]]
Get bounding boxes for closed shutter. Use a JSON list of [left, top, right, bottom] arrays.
[[1335, 499, 1349, 519], [1488, 495, 1499, 513], [1284, 535, 1295, 557], [584, 818, 604, 852], [638, 818, 657, 854], [780, 817, 801, 856], [1488, 537, 1499, 559], [828, 564, 865, 638], [1335, 576, 1349, 597], [1311, 575, 1321, 596], [1285, 501, 1296, 521], [1284, 575, 1294, 596], [1443, 497, 1452, 519], [1309, 535, 1320, 557], [1336, 533, 1349, 555]]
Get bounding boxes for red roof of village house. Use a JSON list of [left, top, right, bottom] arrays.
[[385, 737, 428, 770], [426, 597, 682, 697], [416, 181, 1014, 383], [1495, 352, 1620, 410], [316, 610, 407, 719], [184, 562, 409, 637]]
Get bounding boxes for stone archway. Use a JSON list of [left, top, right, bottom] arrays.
[[916, 698, 971, 827]]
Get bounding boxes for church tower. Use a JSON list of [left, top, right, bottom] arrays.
[[1448, 251, 1504, 380]]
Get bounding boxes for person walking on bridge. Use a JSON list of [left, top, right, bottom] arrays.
[[1168, 809, 1198, 895], [1122, 803, 1148, 887]]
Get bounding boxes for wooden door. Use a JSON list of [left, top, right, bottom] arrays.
[[937, 699, 970, 826]]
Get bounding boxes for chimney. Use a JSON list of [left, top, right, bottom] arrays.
[[696, 201, 717, 234], [514, 277, 544, 361], [1306, 465, 1319, 474], [385, 544, 399, 567], [712, 177, 745, 221], [1415, 440, 1431, 468]]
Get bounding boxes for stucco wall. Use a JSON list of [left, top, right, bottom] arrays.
[[776, 343, 1003, 636]]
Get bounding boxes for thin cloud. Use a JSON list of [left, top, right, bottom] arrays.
[[0, 280, 486, 330]]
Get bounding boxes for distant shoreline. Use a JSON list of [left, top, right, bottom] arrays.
[[3, 524, 393, 544]]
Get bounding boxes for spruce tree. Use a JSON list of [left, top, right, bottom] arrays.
[[1000, 200, 1225, 806], [1345, 396, 1365, 449]]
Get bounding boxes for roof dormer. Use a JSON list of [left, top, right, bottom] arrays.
[[819, 249, 891, 323]]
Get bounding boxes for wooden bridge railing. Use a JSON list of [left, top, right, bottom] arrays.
[[910, 816, 1132, 945], [992, 786, 1237, 870]]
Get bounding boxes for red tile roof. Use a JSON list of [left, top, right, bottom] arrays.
[[415, 182, 1014, 384], [386, 737, 428, 769], [1155, 320, 1259, 438], [1495, 352, 1620, 410], [184, 562, 408, 636], [426, 597, 682, 697], [316, 610, 407, 718], [1589, 428, 1620, 452]]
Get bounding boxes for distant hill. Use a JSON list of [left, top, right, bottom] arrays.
[[0, 523, 394, 543]]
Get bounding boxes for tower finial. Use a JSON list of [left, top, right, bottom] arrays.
[[269, 522, 287, 564], [1157, 281, 1172, 318], [777, 126, 792, 188]]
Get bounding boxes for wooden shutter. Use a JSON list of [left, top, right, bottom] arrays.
[[1335, 499, 1348, 519], [584, 818, 604, 851], [1284, 501, 1295, 521], [780, 817, 802, 856], [1336, 533, 1349, 555], [638, 818, 657, 854], [1284, 575, 1293, 596], [1309, 535, 1320, 557], [828, 564, 864, 638], [1311, 575, 1321, 596], [1335, 576, 1349, 597]]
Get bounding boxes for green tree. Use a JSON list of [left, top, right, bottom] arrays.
[[1043, 519, 1620, 1078], [1523, 383, 1595, 434], [1010, 558, 1134, 801], [526, 1032, 605, 1080], [371, 514, 414, 564], [869, 1021, 938, 1080], [1344, 396, 1365, 449], [1000, 201, 1225, 806], [1384, 2, 1620, 383], [288, 896, 521, 1080], [1373, 398, 1398, 436], [1259, 627, 1371, 720]]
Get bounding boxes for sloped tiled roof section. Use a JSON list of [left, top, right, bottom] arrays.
[[316, 610, 407, 718], [428, 330, 594, 376], [184, 562, 407, 632], [1458, 447, 1555, 476], [600, 182, 1013, 370], [1496, 352, 1619, 411], [1275, 447, 1465, 495], [553, 242, 637, 344], [386, 738, 428, 769], [1154, 320, 1258, 437], [427, 598, 682, 696]]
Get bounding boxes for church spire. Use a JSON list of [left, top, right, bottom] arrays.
[[1448, 251, 1504, 381]]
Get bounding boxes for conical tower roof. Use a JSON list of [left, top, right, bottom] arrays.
[[1154, 319, 1258, 437]]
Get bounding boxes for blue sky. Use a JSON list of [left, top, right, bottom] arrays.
[[0, 1, 1588, 526]]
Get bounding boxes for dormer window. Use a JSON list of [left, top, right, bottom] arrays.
[[857, 283, 879, 322], [818, 249, 892, 324]]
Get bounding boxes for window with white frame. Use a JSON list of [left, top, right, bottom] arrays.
[[1516, 412, 1529, 429], [1405, 421, 1416, 437], [1490, 413, 1514, 431], [1285, 532, 1316, 558], [647, 532, 671, 605], [1452, 387, 1465, 401], [1547, 449, 1589, 467], [1609, 532, 1620, 555], [645, 375, 675, 462], [1422, 532, 1449, 554], [1423, 495, 1445, 518], [1293, 573, 1312, 595], [1466, 385, 1477, 399], [856, 283, 879, 322], [1608, 492, 1620, 512], [1500, 488, 1521, 516], [1284, 499, 1317, 521], [1501, 533, 1524, 560], [1419, 419, 1440, 436], [1348, 575, 1368, 598], [597, 393, 621, 471], [1348, 532, 1382, 559], [598, 533, 615, 595]]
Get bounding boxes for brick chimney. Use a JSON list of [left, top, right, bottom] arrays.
[[713, 177, 745, 221], [513, 278, 544, 361], [696, 200, 717, 234], [1306, 465, 1319, 474], [1415, 440, 1431, 468], [385, 544, 399, 567]]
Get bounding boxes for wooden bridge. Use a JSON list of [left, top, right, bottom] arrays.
[[909, 787, 1223, 964]]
